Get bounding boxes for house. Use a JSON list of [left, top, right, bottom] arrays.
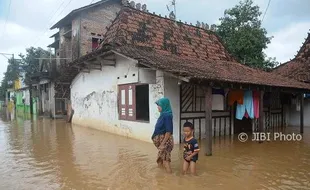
[[272, 32, 310, 129], [5, 73, 37, 115], [30, 57, 56, 117], [45, 0, 123, 118], [58, 3, 310, 155]]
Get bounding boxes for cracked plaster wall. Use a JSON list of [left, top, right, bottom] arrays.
[[70, 55, 181, 143]]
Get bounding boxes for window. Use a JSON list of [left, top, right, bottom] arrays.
[[92, 37, 100, 51], [118, 84, 149, 122]]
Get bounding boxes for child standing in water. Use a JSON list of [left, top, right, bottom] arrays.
[[182, 122, 200, 175]]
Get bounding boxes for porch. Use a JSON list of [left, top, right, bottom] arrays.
[[178, 81, 307, 156]]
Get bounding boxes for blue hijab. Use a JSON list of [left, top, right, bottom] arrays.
[[156, 97, 172, 116]]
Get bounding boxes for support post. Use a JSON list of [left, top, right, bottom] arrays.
[[300, 93, 304, 134], [29, 85, 33, 115], [281, 103, 284, 130], [258, 91, 264, 143], [268, 101, 271, 132], [205, 86, 212, 156]]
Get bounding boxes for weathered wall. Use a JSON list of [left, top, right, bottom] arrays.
[[59, 27, 72, 63], [49, 82, 56, 118], [71, 55, 180, 144], [79, 3, 121, 56], [287, 99, 310, 128], [15, 89, 31, 114], [163, 74, 181, 143], [71, 17, 81, 60]]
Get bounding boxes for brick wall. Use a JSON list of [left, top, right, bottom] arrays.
[[59, 27, 72, 64], [79, 3, 121, 56], [72, 18, 80, 60]]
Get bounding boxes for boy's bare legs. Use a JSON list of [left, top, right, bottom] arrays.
[[190, 161, 197, 175], [183, 160, 189, 175], [163, 161, 172, 173]]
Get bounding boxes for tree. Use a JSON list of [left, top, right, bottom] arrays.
[[0, 58, 21, 100], [216, 0, 279, 70], [19, 47, 51, 86], [0, 47, 52, 101]]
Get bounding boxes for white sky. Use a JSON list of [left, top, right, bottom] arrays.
[[0, 0, 310, 82]]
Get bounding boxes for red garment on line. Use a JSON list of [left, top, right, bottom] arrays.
[[253, 91, 260, 119]]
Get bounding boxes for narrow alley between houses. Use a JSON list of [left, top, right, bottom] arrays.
[[0, 110, 310, 190]]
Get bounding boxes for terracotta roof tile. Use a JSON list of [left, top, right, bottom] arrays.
[[58, 6, 310, 91], [272, 32, 310, 83]]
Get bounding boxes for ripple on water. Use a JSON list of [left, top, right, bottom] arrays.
[[2, 114, 310, 189]]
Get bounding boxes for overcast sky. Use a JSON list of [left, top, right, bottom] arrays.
[[0, 0, 310, 82]]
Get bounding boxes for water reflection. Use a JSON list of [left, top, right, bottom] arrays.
[[0, 109, 310, 190]]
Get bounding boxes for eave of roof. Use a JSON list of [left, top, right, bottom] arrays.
[[50, 0, 120, 29], [50, 32, 59, 38], [55, 5, 310, 92]]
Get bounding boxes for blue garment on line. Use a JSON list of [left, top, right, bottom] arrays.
[[236, 90, 254, 120]]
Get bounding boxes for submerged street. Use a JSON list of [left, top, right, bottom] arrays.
[[0, 110, 310, 190]]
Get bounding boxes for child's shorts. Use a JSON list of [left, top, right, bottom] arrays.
[[184, 156, 198, 163]]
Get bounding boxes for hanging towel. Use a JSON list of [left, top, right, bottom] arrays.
[[244, 90, 254, 119], [253, 91, 260, 119], [228, 90, 244, 106], [236, 103, 246, 120]]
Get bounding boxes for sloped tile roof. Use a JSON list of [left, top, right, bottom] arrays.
[[272, 32, 310, 83], [112, 45, 310, 90], [58, 6, 310, 91], [101, 7, 235, 61]]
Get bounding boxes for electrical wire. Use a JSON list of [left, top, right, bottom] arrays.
[[1, 0, 12, 37], [261, 0, 271, 23], [33, 0, 75, 46]]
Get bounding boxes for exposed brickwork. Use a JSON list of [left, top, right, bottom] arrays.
[[58, 27, 72, 65], [79, 3, 121, 56], [71, 18, 80, 60], [52, 0, 122, 98]]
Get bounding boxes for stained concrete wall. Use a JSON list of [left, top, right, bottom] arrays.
[[70, 55, 181, 144], [163, 74, 180, 143]]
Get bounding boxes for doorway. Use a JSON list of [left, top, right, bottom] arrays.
[[233, 103, 253, 134]]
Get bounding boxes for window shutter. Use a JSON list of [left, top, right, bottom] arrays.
[[127, 84, 136, 121], [118, 85, 127, 120]]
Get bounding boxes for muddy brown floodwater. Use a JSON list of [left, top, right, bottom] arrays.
[[0, 110, 310, 190]]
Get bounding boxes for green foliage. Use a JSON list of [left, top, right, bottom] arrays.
[[0, 58, 21, 100], [216, 0, 279, 69], [0, 47, 52, 100], [19, 47, 51, 85]]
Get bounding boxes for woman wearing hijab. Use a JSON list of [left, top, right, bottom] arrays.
[[152, 97, 174, 173]]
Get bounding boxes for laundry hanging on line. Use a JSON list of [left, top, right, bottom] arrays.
[[235, 90, 260, 120], [228, 90, 244, 106], [236, 90, 254, 120]]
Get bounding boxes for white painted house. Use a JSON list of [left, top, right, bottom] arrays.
[[65, 5, 310, 149], [71, 54, 180, 143]]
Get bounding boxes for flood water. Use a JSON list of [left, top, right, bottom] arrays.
[[0, 110, 310, 190]]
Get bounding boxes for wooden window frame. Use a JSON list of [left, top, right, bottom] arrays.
[[118, 83, 149, 122], [118, 84, 136, 121]]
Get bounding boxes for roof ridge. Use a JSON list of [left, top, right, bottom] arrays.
[[120, 1, 218, 33]]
